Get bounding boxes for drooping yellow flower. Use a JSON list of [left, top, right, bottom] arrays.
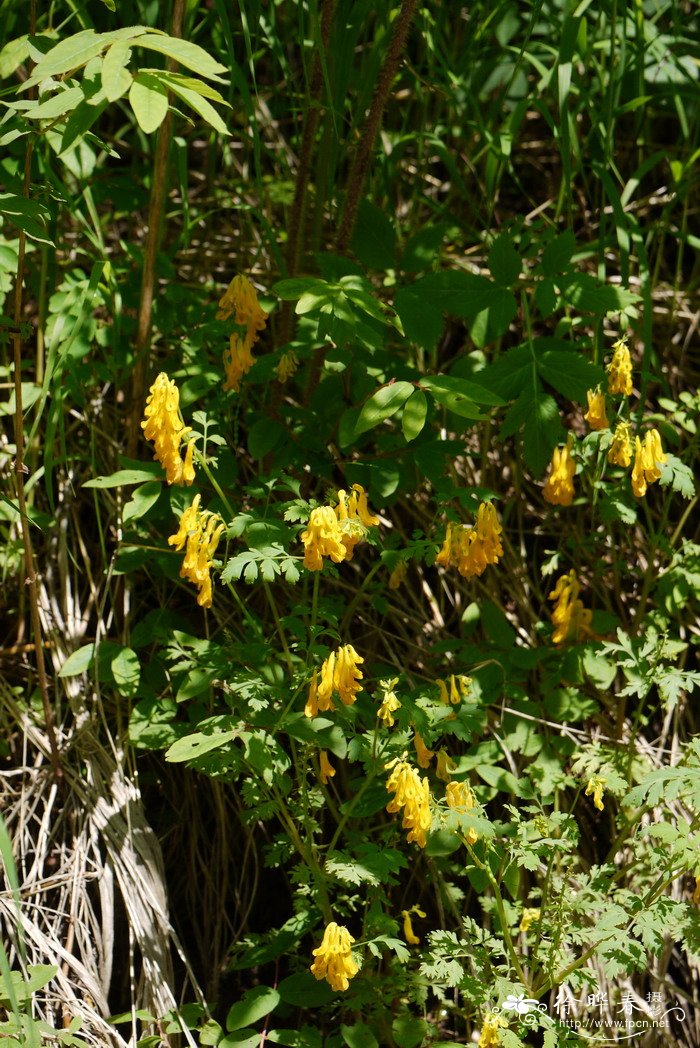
[[217, 275, 268, 393], [446, 780, 478, 845], [310, 922, 358, 992], [386, 760, 432, 848], [168, 495, 225, 608], [692, 876, 700, 906], [607, 337, 633, 396], [141, 372, 196, 486], [388, 560, 407, 590], [436, 503, 503, 580], [583, 387, 609, 431], [413, 731, 434, 769], [479, 1013, 506, 1048], [631, 429, 667, 498], [543, 439, 575, 506], [608, 421, 633, 468], [435, 749, 456, 782], [519, 908, 541, 933], [437, 674, 472, 705], [585, 775, 606, 812], [305, 645, 364, 718], [301, 506, 347, 571], [275, 349, 299, 383], [377, 678, 401, 727], [548, 570, 593, 645], [301, 485, 379, 572], [318, 751, 336, 785], [401, 907, 426, 946]]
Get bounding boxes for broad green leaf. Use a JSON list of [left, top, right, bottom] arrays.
[[137, 34, 228, 81], [101, 39, 132, 101], [0, 36, 30, 79], [341, 1024, 378, 1048], [110, 646, 140, 698], [267, 1028, 322, 1048], [23, 84, 84, 120], [421, 374, 504, 407], [277, 972, 334, 1006], [58, 643, 96, 677], [273, 278, 328, 299], [541, 230, 576, 276], [394, 286, 444, 351], [401, 223, 447, 273], [559, 273, 640, 315], [538, 349, 603, 401], [226, 987, 280, 1032], [219, 1032, 259, 1048], [122, 481, 162, 523], [354, 382, 414, 436], [165, 728, 238, 763], [350, 199, 397, 270], [421, 377, 483, 421], [401, 389, 428, 441], [83, 467, 162, 488], [26, 29, 102, 83], [129, 72, 168, 133], [488, 235, 521, 287], [0, 194, 52, 246], [158, 71, 230, 134]]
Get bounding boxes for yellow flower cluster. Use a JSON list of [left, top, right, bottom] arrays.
[[607, 337, 633, 395], [519, 907, 540, 933], [168, 495, 225, 608], [543, 438, 575, 506], [631, 429, 667, 498], [275, 349, 299, 383], [445, 779, 478, 845], [479, 1013, 507, 1048], [305, 644, 364, 718], [437, 674, 472, 705], [413, 731, 434, 769], [583, 386, 609, 431], [377, 678, 401, 727], [585, 774, 606, 812], [217, 275, 269, 393], [435, 502, 503, 579], [385, 759, 432, 848], [301, 484, 379, 571], [548, 570, 592, 646], [608, 420, 633, 467], [310, 922, 358, 992], [141, 373, 196, 486]]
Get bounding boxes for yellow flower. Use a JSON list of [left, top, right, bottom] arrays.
[[692, 876, 700, 906], [608, 421, 633, 468], [275, 349, 299, 383], [519, 907, 541, 933], [386, 760, 432, 848], [168, 496, 225, 608], [479, 1013, 506, 1048], [583, 387, 609, 431], [585, 775, 606, 812], [543, 440, 575, 506], [401, 907, 426, 946], [436, 503, 503, 580], [631, 429, 667, 498], [318, 750, 335, 785], [301, 485, 379, 572], [437, 674, 471, 705], [388, 560, 407, 590], [301, 506, 347, 571], [305, 645, 364, 718], [413, 731, 434, 769], [223, 331, 256, 393], [548, 570, 593, 645], [435, 749, 456, 782], [141, 372, 196, 486], [607, 337, 633, 395], [310, 922, 358, 992], [445, 780, 477, 844], [217, 275, 268, 393], [377, 678, 401, 727]]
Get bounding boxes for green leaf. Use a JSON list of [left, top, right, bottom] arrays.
[[538, 348, 604, 401], [392, 1014, 428, 1048], [25, 85, 84, 120], [488, 235, 521, 287], [354, 382, 414, 436], [101, 39, 132, 101], [110, 646, 140, 698], [278, 972, 334, 1006], [83, 467, 162, 488], [165, 728, 238, 763], [122, 481, 162, 523], [659, 455, 695, 499], [26, 29, 102, 83], [226, 987, 280, 1032], [394, 287, 444, 351], [129, 71, 168, 133], [541, 230, 576, 276], [401, 223, 447, 273], [158, 71, 230, 135], [267, 1027, 322, 1048], [350, 199, 397, 270], [248, 418, 285, 459], [401, 389, 428, 441], [58, 643, 96, 677], [0, 36, 30, 79], [219, 1032, 260, 1048], [559, 273, 640, 316], [0, 193, 53, 246], [136, 33, 228, 81], [341, 1024, 378, 1048]]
